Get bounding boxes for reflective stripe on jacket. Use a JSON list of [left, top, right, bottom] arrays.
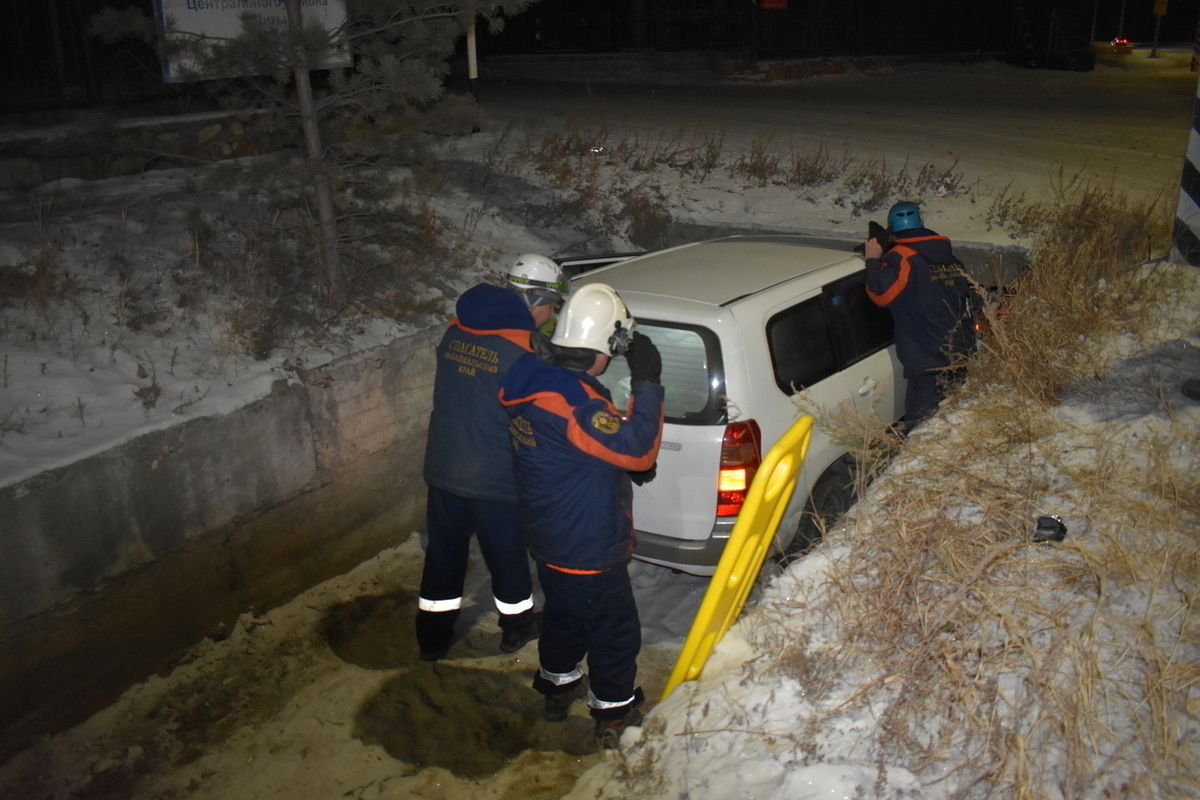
[[499, 354, 664, 572], [865, 229, 973, 377]]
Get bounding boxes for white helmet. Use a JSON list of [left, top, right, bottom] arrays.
[[551, 283, 635, 355], [508, 253, 567, 306]]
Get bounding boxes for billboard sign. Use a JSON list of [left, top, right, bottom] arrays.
[[153, 0, 350, 83]]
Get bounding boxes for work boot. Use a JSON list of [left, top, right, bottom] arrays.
[[418, 643, 450, 662], [415, 608, 458, 662], [543, 679, 586, 723], [593, 687, 645, 750], [499, 612, 542, 654]]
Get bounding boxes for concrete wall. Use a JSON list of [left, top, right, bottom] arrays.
[[0, 324, 441, 763]]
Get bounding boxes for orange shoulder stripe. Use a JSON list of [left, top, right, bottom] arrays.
[[866, 245, 915, 306], [529, 389, 660, 471], [893, 235, 949, 245], [450, 319, 534, 352]]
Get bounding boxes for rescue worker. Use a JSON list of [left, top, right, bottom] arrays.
[[417, 254, 568, 661], [864, 201, 974, 430], [498, 283, 664, 749]]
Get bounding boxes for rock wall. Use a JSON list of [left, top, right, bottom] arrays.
[[0, 324, 441, 763]]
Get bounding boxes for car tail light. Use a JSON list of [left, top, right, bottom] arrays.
[[717, 420, 762, 517]]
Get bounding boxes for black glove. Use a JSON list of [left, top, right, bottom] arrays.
[[630, 463, 657, 485], [625, 331, 662, 384], [868, 219, 892, 249]]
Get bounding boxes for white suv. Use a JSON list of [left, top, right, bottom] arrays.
[[571, 235, 905, 576]]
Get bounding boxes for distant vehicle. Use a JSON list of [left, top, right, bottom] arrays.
[[1110, 37, 1133, 54], [573, 236, 906, 576]]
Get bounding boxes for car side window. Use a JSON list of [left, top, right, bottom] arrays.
[[766, 297, 837, 394], [822, 271, 893, 365]]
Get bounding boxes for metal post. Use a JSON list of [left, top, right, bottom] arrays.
[[1171, 67, 1200, 265], [1152, 0, 1168, 58], [1192, 5, 1200, 71], [751, 1, 759, 62], [467, 17, 478, 100]]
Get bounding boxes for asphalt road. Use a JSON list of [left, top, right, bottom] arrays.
[[474, 51, 1199, 201]]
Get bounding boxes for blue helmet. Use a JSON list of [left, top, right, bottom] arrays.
[[888, 201, 922, 232]]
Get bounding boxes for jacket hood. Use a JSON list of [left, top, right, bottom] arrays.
[[456, 283, 536, 331]]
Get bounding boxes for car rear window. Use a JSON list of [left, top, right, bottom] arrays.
[[595, 321, 725, 425]]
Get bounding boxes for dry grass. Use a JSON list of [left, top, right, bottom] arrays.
[[743, 191, 1200, 799], [730, 134, 782, 187], [970, 186, 1174, 403], [784, 140, 852, 188], [754, 386, 1200, 797], [507, 121, 974, 251], [836, 155, 974, 215]]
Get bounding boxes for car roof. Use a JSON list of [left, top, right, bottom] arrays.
[[572, 235, 862, 307]]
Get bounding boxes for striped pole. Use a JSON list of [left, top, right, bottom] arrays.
[[1193, 5, 1200, 72], [1173, 69, 1200, 265]]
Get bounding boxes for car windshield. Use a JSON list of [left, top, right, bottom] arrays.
[[596, 321, 724, 424]]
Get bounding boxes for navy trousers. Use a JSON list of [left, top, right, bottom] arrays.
[[533, 561, 641, 719], [417, 487, 534, 652], [903, 373, 943, 430], [903, 368, 965, 431]]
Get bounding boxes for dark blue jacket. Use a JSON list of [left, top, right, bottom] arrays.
[[499, 355, 664, 572], [423, 284, 535, 502], [865, 228, 973, 377]]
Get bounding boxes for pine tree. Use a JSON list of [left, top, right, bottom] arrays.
[[91, 0, 535, 303]]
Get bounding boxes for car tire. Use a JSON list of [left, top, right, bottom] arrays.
[[750, 458, 858, 606], [786, 456, 858, 558]]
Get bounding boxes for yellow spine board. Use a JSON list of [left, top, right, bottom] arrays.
[[661, 415, 814, 701]]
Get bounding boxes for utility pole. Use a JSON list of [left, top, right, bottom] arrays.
[[1192, 3, 1200, 70], [467, 16, 478, 100], [1151, 0, 1167, 58], [283, 0, 343, 296]]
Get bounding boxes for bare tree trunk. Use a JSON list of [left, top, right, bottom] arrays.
[[46, 0, 69, 96], [283, 0, 343, 297], [629, 0, 647, 50]]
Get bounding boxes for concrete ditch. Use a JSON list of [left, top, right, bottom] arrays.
[[0, 324, 441, 763]]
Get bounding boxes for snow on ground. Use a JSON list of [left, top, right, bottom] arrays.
[[0, 165, 554, 488], [569, 282, 1200, 797], [2, 50, 1193, 489], [1, 51, 1199, 800]]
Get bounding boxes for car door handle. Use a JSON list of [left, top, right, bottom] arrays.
[[857, 378, 878, 397]]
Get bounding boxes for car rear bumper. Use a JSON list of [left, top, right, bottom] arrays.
[[632, 518, 735, 577]]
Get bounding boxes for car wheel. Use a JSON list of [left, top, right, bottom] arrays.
[[748, 551, 785, 607], [786, 456, 858, 558]]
